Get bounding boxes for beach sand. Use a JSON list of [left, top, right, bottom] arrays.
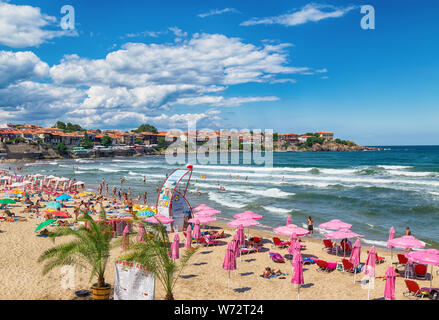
[[0, 193, 437, 300]]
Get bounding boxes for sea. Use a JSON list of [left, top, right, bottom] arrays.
[[3, 145, 439, 249]]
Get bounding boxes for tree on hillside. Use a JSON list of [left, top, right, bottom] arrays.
[[80, 132, 94, 149], [53, 121, 83, 133], [132, 124, 158, 134], [56, 141, 68, 154], [53, 121, 67, 130], [273, 133, 279, 141], [305, 136, 324, 148], [101, 135, 113, 147]]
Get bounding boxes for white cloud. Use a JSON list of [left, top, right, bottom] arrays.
[[0, 1, 76, 48], [0, 51, 49, 87], [198, 8, 240, 18], [175, 95, 279, 107], [240, 3, 355, 27], [0, 32, 325, 128]]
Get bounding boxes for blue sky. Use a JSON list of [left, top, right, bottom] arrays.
[[0, 0, 438, 145]]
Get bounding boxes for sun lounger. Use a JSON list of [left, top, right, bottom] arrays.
[[268, 252, 285, 263], [322, 239, 336, 254], [240, 247, 258, 254], [316, 259, 336, 272], [272, 237, 289, 249], [395, 253, 408, 267], [404, 279, 430, 298], [414, 264, 428, 280], [199, 237, 219, 247]]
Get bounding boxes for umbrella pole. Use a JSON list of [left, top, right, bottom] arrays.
[[367, 276, 371, 300], [431, 265, 433, 290], [298, 285, 300, 300], [228, 270, 230, 293], [354, 268, 356, 284]]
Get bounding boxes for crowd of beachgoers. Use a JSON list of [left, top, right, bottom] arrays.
[[0, 168, 438, 300]]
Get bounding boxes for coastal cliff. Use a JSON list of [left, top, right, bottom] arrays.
[[274, 141, 379, 152], [0, 140, 379, 162]]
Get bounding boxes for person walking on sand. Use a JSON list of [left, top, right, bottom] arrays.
[[307, 216, 314, 236], [405, 226, 411, 236], [143, 192, 147, 205]]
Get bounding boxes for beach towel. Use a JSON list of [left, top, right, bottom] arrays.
[[303, 257, 315, 264], [260, 273, 288, 279], [269, 252, 285, 263]]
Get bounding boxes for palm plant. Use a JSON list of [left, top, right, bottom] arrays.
[[38, 209, 113, 288], [120, 221, 198, 300]]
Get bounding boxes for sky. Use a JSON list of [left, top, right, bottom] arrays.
[[0, 0, 438, 146]]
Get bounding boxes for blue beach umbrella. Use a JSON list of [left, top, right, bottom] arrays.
[[46, 201, 62, 209], [56, 194, 72, 201], [137, 209, 156, 217]]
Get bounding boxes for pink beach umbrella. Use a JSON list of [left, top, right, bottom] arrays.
[[406, 249, 439, 289], [193, 204, 214, 212], [170, 234, 180, 259], [274, 225, 309, 237], [237, 224, 245, 246], [233, 233, 240, 258], [364, 246, 377, 300], [349, 239, 362, 284], [319, 219, 352, 230], [286, 216, 292, 225], [387, 235, 425, 250], [144, 214, 175, 224], [121, 225, 130, 250], [136, 224, 146, 243], [387, 226, 396, 261], [384, 266, 396, 300], [291, 251, 304, 300], [227, 218, 259, 239], [223, 241, 237, 293], [196, 209, 221, 216], [233, 211, 263, 220], [235, 225, 245, 262], [188, 216, 216, 225], [227, 218, 259, 228], [192, 219, 201, 241], [185, 225, 192, 248], [325, 228, 364, 257], [288, 233, 298, 255]]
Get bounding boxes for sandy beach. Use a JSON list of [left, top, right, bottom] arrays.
[[1, 190, 437, 300]]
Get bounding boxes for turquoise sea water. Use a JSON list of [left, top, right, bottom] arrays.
[[3, 145, 439, 248]]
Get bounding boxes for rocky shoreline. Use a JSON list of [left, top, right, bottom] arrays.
[[0, 141, 381, 163]]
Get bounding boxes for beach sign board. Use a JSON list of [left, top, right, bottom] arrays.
[[170, 190, 192, 232], [156, 166, 193, 232], [114, 260, 155, 300]]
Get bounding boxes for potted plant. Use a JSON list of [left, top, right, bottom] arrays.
[[120, 221, 197, 300], [38, 209, 114, 299]]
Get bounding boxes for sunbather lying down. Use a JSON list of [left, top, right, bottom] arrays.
[[263, 267, 283, 278]]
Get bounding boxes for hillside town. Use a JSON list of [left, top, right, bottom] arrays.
[[0, 123, 335, 147], [0, 122, 372, 161]]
